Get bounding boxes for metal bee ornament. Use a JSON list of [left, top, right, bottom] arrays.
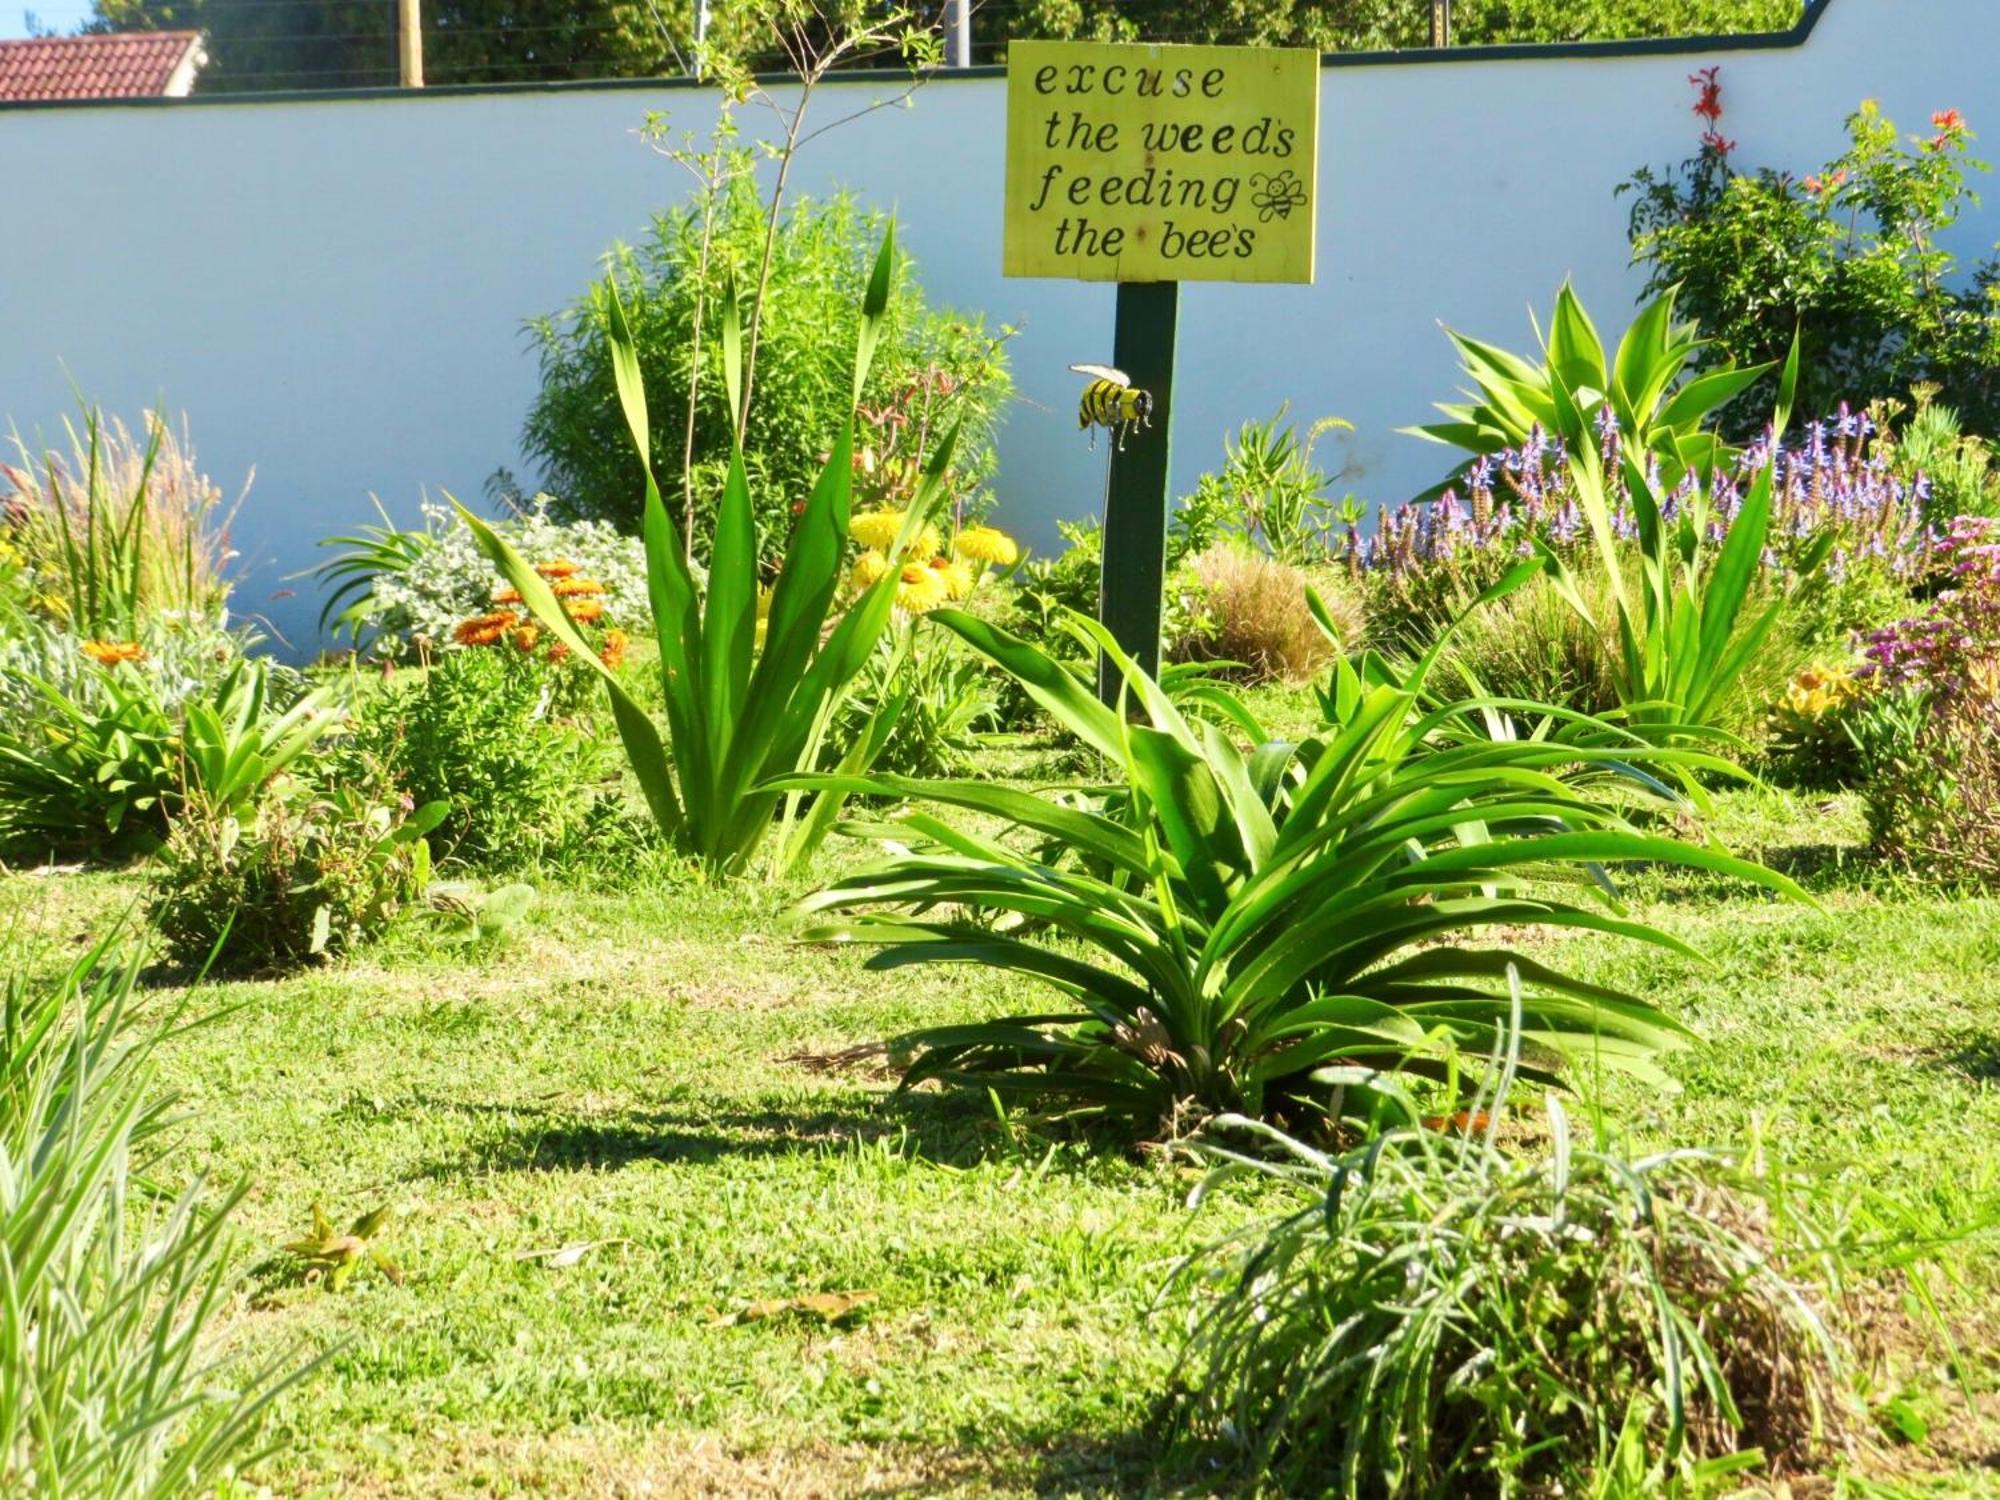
[[1071, 363, 1154, 450]]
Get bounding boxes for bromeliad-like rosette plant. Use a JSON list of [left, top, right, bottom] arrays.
[[1405, 283, 1773, 502], [463, 225, 953, 879], [790, 610, 1803, 1136]]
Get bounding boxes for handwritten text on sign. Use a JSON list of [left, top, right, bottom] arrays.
[[1003, 41, 1318, 284]]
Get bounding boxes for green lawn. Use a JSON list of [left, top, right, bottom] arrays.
[[6, 775, 1999, 1496]]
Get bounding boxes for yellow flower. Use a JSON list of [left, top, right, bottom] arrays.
[[567, 597, 606, 624], [850, 550, 892, 589], [80, 639, 145, 666], [928, 555, 976, 599], [510, 624, 541, 653], [551, 576, 607, 599], [850, 509, 940, 557], [953, 525, 1019, 566], [894, 561, 949, 614], [850, 509, 906, 551], [535, 558, 581, 579]]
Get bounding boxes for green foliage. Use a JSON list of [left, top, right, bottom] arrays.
[[0, 655, 333, 861], [283, 1203, 403, 1292], [149, 766, 446, 975], [344, 648, 610, 871], [1889, 387, 2000, 523], [791, 606, 1799, 1137], [472, 226, 934, 879], [90, 0, 687, 91], [523, 176, 1009, 562], [1469, 287, 1824, 740], [1176, 406, 1356, 565], [990, 0, 1796, 50], [1407, 283, 1769, 498], [1624, 99, 2000, 434], [0, 923, 312, 1494], [1168, 1021, 1853, 1498]]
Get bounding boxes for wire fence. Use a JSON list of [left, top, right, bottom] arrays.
[[10, 0, 1804, 93]]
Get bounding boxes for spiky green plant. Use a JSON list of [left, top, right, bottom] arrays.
[[464, 226, 947, 879], [790, 609, 1801, 1136]]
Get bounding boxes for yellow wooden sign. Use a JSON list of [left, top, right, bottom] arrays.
[[1003, 40, 1319, 285]]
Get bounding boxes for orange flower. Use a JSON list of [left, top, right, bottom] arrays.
[[1933, 108, 1966, 133], [546, 643, 571, 663], [493, 587, 524, 606], [453, 610, 519, 647], [510, 624, 541, 652], [602, 628, 630, 670], [535, 558, 581, 579], [80, 639, 144, 666], [551, 576, 607, 598], [567, 598, 606, 624]]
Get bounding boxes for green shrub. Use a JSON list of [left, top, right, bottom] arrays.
[[1624, 89, 2000, 435], [0, 648, 332, 862], [523, 175, 1011, 561], [149, 765, 445, 975], [1175, 406, 1357, 565], [0, 922, 312, 1492], [1167, 1023, 1856, 1498], [346, 647, 609, 870], [1853, 520, 2000, 884], [313, 495, 653, 656], [793, 609, 1798, 1138], [1888, 386, 2000, 524]]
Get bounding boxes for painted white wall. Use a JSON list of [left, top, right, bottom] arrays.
[[1, 0, 1994, 648]]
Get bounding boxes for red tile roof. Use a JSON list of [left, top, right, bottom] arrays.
[[0, 31, 205, 103]]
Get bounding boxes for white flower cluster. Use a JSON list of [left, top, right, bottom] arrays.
[[368, 497, 657, 656]]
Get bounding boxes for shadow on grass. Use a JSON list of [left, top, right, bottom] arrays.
[[1627, 839, 1902, 907], [1938, 1036, 2000, 1082], [867, 1430, 1228, 1499], [411, 1089, 1028, 1178]]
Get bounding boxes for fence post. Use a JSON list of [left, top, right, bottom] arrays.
[[1430, 0, 1451, 47], [946, 0, 972, 68], [398, 0, 424, 86]]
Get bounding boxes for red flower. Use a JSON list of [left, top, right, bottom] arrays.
[[1690, 66, 1724, 123], [1933, 108, 1966, 133]]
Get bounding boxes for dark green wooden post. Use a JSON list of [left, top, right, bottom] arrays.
[[1096, 280, 1179, 704]]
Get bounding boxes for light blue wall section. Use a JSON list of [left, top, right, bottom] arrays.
[[1, 0, 1993, 649]]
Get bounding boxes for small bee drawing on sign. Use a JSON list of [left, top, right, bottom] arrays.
[[1072, 364, 1154, 450]]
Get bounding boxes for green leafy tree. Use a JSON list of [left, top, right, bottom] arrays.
[[984, 0, 1798, 52], [88, 0, 689, 91]]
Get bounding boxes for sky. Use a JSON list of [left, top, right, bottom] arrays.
[[4, 4, 100, 39]]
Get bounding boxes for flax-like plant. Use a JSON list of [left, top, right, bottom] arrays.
[[464, 226, 947, 878], [1406, 283, 1772, 499], [791, 609, 1802, 1136], [0, 923, 314, 1494], [1539, 335, 1824, 737]]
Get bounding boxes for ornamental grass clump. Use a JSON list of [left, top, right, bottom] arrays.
[[793, 604, 1802, 1138], [1166, 1016, 1861, 1499]]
